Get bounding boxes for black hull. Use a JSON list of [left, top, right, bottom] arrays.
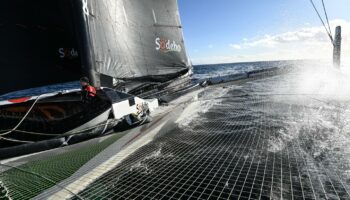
[[0, 120, 118, 160], [0, 91, 112, 148]]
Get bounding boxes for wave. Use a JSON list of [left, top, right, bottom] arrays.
[[251, 62, 350, 191], [175, 86, 234, 128], [192, 60, 350, 193], [192, 60, 300, 80]]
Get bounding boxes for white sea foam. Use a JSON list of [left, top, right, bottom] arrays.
[[271, 62, 350, 101], [128, 145, 173, 175], [0, 181, 11, 200], [175, 86, 234, 128], [267, 128, 289, 153], [261, 62, 350, 181], [129, 162, 152, 175], [296, 65, 350, 100], [193, 64, 258, 80]]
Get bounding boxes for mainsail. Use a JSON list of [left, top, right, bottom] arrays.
[[0, 0, 81, 95], [0, 0, 191, 95]]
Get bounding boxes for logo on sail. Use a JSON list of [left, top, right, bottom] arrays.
[[58, 48, 79, 59], [155, 38, 182, 53]]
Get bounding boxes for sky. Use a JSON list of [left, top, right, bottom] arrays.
[[178, 0, 350, 65]]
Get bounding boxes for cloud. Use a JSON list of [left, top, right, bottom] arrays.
[[208, 44, 214, 49], [241, 27, 332, 47], [229, 44, 242, 49], [238, 19, 350, 51], [191, 52, 296, 65], [193, 19, 350, 65]]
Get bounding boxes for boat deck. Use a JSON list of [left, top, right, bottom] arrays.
[[2, 68, 350, 199]]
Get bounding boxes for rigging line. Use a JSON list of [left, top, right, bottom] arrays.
[[0, 137, 34, 144], [0, 95, 43, 137], [0, 119, 117, 137], [0, 163, 84, 200], [321, 0, 332, 37], [309, 0, 334, 44]]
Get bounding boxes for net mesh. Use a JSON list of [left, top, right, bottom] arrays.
[[0, 133, 125, 200], [1, 69, 350, 200], [75, 72, 350, 199]]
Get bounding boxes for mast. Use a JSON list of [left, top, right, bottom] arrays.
[[309, 0, 342, 68], [333, 26, 341, 68]]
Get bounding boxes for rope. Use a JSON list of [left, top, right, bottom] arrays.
[[101, 119, 111, 135], [321, 0, 332, 37], [0, 95, 43, 137], [0, 137, 34, 144], [0, 119, 120, 144], [309, 0, 334, 45], [0, 94, 118, 143]]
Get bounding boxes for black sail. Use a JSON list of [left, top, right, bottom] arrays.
[[0, 0, 81, 95], [0, 0, 191, 95], [80, 0, 191, 88]]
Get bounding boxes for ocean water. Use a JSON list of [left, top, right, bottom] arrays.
[[192, 60, 300, 80], [0, 60, 298, 101], [2, 60, 350, 199], [0, 81, 80, 101], [179, 61, 350, 198], [74, 60, 350, 199]]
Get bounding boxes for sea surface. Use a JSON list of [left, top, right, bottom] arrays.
[[2, 60, 350, 199], [0, 60, 300, 101], [192, 60, 298, 80], [73, 60, 350, 199]]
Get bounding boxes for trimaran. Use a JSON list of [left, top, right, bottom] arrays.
[[0, 0, 333, 160], [0, 0, 345, 199], [0, 0, 192, 158]]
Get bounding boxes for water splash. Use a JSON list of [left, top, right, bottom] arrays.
[[257, 61, 350, 186], [176, 86, 234, 128], [295, 63, 350, 100], [0, 181, 11, 200], [129, 145, 174, 175]]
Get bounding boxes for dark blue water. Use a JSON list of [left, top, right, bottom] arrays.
[[0, 60, 301, 101], [0, 82, 80, 101], [192, 60, 300, 80]]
